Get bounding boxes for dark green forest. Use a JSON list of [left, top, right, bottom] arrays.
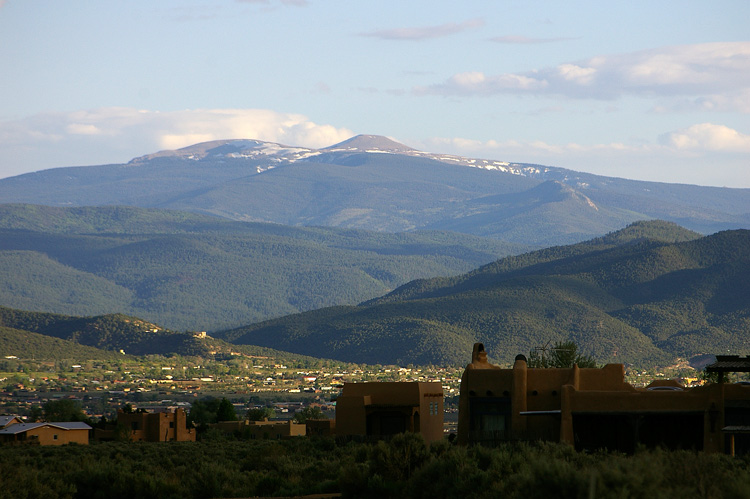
[[0, 307, 213, 357], [0, 306, 332, 361], [0, 436, 748, 499], [0, 326, 125, 362], [2, 207, 748, 369], [218, 221, 750, 367], [0, 204, 526, 331]]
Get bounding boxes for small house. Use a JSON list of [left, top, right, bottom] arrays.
[[0, 422, 91, 445]]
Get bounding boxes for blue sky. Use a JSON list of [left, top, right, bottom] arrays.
[[1, 0, 748, 187]]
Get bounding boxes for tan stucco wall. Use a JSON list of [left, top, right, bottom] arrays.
[[117, 409, 195, 442], [336, 382, 444, 444], [458, 352, 747, 453], [28, 426, 89, 445]]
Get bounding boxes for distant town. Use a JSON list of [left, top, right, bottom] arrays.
[[1, 352, 459, 422], [1, 349, 711, 425]]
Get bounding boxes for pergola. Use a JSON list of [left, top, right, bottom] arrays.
[[706, 355, 750, 456], [705, 355, 750, 383]]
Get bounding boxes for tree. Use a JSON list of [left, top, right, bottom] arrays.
[[43, 399, 89, 422], [292, 405, 324, 423], [528, 340, 596, 368], [216, 397, 237, 422], [247, 407, 276, 421], [28, 405, 43, 422], [188, 397, 222, 427]]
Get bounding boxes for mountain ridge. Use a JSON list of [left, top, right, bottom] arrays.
[[0, 306, 333, 361], [0, 204, 526, 331], [216, 221, 749, 367], [0, 135, 748, 246]]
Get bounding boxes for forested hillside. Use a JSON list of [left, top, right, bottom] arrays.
[[0, 307, 212, 356], [218, 221, 750, 367], [0, 306, 330, 361], [3, 205, 747, 368], [0, 326, 124, 362], [0, 204, 526, 331]]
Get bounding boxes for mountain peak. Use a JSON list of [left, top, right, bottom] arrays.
[[128, 139, 315, 164], [324, 135, 415, 153]]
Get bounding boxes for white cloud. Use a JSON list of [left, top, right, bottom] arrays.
[[421, 135, 650, 160], [419, 42, 750, 106], [425, 123, 750, 159], [556, 64, 596, 85], [0, 108, 353, 178], [360, 18, 484, 41], [420, 71, 547, 95], [418, 122, 750, 187], [660, 123, 750, 152], [65, 123, 104, 136], [651, 89, 750, 114]]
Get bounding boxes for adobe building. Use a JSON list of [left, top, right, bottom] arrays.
[[306, 418, 335, 437], [0, 422, 91, 445], [335, 381, 444, 444], [211, 419, 306, 439], [96, 407, 196, 442], [458, 343, 750, 455]]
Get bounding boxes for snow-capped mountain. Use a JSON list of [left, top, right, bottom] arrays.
[[130, 134, 549, 179], [1, 134, 748, 246]]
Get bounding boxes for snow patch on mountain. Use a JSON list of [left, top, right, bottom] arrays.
[[128, 134, 552, 181]]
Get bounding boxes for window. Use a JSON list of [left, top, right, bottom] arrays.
[[469, 397, 511, 442], [53, 434, 58, 440], [367, 411, 408, 436]]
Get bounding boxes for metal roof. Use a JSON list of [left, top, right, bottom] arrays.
[[0, 415, 22, 427], [0, 422, 92, 435]]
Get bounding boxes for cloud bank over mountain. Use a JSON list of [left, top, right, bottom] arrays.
[[1, 107, 748, 187], [0, 108, 353, 177]]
